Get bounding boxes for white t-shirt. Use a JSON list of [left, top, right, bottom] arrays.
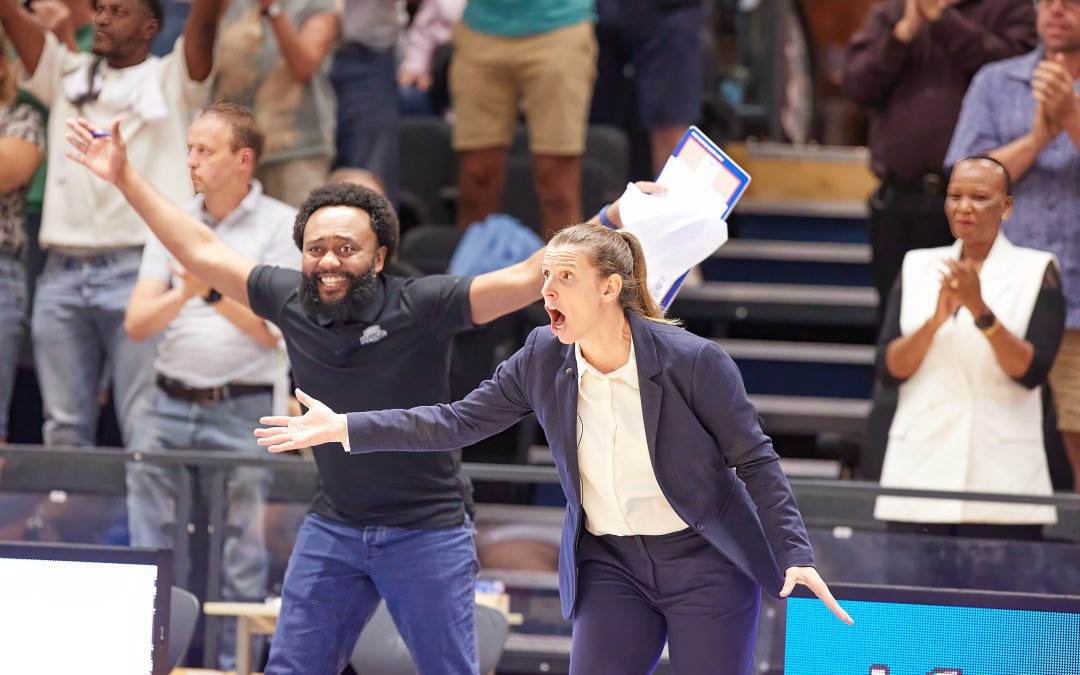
[[138, 181, 300, 387], [20, 34, 211, 250]]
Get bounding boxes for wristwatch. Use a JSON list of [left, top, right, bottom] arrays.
[[975, 309, 1001, 337], [974, 309, 996, 330], [203, 289, 223, 305], [262, 1, 283, 18]]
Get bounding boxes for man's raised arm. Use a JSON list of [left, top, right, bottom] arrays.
[[467, 181, 665, 325], [66, 118, 258, 305], [0, 0, 47, 76], [183, 0, 224, 82]]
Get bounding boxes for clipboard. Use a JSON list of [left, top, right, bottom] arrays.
[[657, 126, 750, 307]]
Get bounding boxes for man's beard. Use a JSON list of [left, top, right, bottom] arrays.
[[300, 265, 380, 324]]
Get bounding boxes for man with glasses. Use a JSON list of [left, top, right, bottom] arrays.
[[843, 0, 1037, 322], [948, 0, 1080, 492], [0, 0, 221, 450]]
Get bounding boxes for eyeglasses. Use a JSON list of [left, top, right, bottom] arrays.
[[1038, 0, 1080, 9]]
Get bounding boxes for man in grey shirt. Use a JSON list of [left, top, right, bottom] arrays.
[[123, 102, 299, 669]]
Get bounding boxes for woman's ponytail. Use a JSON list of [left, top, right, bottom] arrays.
[[615, 230, 669, 322], [549, 224, 679, 325]]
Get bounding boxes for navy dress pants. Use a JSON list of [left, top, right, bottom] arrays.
[[570, 527, 760, 675]]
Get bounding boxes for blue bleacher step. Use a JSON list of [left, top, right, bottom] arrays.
[[733, 201, 869, 245], [713, 339, 875, 400], [715, 240, 871, 264], [738, 199, 868, 220], [670, 281, 878, 326], [707, 239, 871, 287]]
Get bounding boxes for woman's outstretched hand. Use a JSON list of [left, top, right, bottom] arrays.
[[255, 389, 347, 452], [780, 566, 854, 625]]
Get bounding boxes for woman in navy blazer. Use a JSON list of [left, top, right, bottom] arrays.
[[258, 224, 852, 673]]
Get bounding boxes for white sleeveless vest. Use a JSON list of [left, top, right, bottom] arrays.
[[875, 235, 1057, 525]]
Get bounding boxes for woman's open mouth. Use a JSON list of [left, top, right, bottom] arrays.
[[545, 305, 566, 335]]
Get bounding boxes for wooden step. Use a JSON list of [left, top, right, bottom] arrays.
[[725, 140, 876, 207]]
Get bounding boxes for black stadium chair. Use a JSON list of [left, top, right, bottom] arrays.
[[398, 224, 464, 275], [398, 118, 456, 227], [168, 586, 200, 670]]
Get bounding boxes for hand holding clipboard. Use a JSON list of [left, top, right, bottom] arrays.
[[618, 126, 751, 307]]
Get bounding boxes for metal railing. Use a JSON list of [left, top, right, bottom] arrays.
[[1, 443, 1077, 669]]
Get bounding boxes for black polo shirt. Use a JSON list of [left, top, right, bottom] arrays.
[[248, 265, 477, 529]]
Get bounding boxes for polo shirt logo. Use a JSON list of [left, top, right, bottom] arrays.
[[359, 324, 388, 345]]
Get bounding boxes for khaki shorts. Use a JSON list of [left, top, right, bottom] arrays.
[[1049, 328, 1080, 431], [450, 20, 597, 155]]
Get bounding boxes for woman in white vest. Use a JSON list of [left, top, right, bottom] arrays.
[[875, 155, 1065, 540]]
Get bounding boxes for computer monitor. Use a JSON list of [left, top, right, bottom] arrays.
[[0, 541, 171, 675], [785, 583, 1080, 675]]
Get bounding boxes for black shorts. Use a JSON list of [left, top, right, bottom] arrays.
[[592, 0, 705, 129]]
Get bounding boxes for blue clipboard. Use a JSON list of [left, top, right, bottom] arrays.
[[657, 126, 751, 308]]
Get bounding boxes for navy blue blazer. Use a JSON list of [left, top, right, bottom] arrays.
[[345, 312, 815, 618]]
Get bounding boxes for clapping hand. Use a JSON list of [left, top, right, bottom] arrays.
[[397, 69, 433, 92], [931, 275, 961, 329], [780, 566, 854, 625], [894, 0, 925, 42], [1033, 53, 1080, 131], [1032, 98, 1064, 147], [255, 389, 348, 452], [173, 265, 210, 301], [915, 0, 948, 21], [942, 259, 984, 313]]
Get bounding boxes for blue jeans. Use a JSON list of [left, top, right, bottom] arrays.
[[331, 43, 400, 203], [0, 254, 26, 439], [31, 249, 158, 447], [266, 512, 479, 675], [127, 387, 272, 669], [399, 85, 437, 117]]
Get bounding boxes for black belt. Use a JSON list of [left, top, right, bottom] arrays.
[[882, 172, 949, 195], [156, 374, 273, 403]]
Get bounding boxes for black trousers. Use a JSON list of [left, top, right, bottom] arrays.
[[569, 528, 760, 675], [868, 178, 954, 322]]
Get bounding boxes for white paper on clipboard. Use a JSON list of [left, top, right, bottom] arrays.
[[617, 127, 750, 307]]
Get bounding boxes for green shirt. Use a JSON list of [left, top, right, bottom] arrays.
[[463, 0, 594, 38], [19, 23, 95, 215]]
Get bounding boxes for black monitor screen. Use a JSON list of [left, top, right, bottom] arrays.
[[0, 541, 170, 675]]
